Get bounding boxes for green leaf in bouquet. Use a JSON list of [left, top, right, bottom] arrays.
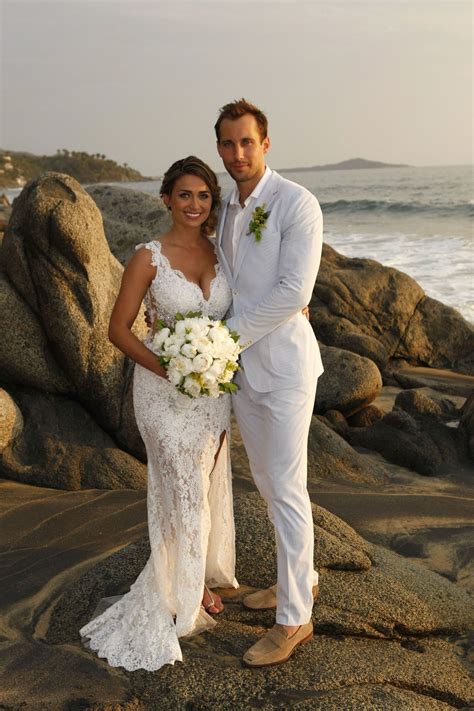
[[153, 319, 168, 332], [219, 382, 239, 394], [175, 310, 203, 321]]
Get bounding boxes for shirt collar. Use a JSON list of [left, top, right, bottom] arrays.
[[229, 165, 272, 207]]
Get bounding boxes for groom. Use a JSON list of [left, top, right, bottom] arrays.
[[214, 99, 324, 667]]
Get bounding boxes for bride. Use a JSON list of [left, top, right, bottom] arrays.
[[80, 156, 238, 671]]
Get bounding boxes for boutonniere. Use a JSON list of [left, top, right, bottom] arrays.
[[247, 204, 271, 243]]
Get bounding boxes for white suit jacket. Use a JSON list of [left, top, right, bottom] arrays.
[[216, 169, 324, 392]]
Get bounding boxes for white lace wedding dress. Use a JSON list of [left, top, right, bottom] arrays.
[[80, 240, 238, 671]]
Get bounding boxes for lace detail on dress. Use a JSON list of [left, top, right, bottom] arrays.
[[137, 240, 231, 330], [80, 240, 237, 672]]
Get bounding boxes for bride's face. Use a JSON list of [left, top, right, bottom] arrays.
[[164, 174, 212, 231]]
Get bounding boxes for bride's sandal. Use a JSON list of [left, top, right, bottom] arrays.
[[202, 584, 224, 614]]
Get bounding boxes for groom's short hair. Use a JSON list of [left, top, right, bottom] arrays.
[[214, 99, 268, 142]]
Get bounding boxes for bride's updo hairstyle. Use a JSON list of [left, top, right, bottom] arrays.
[[160, 156, 221, 238]]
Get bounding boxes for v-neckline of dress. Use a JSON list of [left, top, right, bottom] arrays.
[[152, 240, 221, 303]]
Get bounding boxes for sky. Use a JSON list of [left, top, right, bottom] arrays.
[[1, 0, 472, 176]]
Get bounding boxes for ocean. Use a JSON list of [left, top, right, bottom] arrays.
[[5, 164, 473, 322]]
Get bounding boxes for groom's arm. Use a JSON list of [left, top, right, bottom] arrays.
[[226, 190, 322, 350]]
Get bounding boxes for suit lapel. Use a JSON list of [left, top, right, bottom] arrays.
[[233, 172, 281, 279], [216, 195, 234, 286], [216, 194, 229, 249]]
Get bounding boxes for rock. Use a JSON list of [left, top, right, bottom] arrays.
[[347, 409, 466, 477], [321, 408, 348, 434], [400, 387, 465, 416], [86, 184, 171, 264], [311, 245, 474, 375], [0, 388, 23, 451], [46, 491, 473, 710], [394, 389, 444, 417], [347, 404, 384, 427], [391, 365, 474, 398], [308, 416, 386, 485], [2, 173, 146, 456], [60, 489, 471, 639], [0, 272, 73, 394], [329, 330, 390, 370], [235, 493, 373, 587], [315, 345, 382, 416], [0, 388, 146, 490], [459, 392, 474, 460], [401, 295, 474, 375]]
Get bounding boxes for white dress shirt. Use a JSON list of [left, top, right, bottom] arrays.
[[221, 165, 272, 272]]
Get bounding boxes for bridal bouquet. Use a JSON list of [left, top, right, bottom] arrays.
[[150, 311, 241, 398]]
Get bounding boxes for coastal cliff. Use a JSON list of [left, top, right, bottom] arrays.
[[0, 149, 148, 189]]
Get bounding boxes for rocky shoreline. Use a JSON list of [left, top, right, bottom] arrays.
[[0, 172, 473, 709]]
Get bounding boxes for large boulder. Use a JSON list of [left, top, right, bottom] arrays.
[[347, 409, 466, 477], [315, 345, 382, 416], [312, 245, 474, 374], [2, 173, 146, 456], [53, 491, 474, 642], [46, 491, 473, 710], [394, 388, 444, 417], [0, 272, 73, 394], [86, 184, 171, 264], [0, 387, 146, 490]]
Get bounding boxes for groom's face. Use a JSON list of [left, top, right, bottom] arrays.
[[217, 114, 270, 186]]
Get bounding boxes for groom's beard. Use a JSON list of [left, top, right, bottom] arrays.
[[227, 165, 264, 185]]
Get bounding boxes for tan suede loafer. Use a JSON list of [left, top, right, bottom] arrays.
[[243, 621, 314, 667], [243, 583, 319, 611]]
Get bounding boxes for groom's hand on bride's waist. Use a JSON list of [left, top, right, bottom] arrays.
[[302, 306, 310, 320]]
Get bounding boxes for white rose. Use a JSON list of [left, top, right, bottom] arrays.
[[224, 340, 240, 360], [163, 343, 180, 357], [181, 343, 198, 358], [208, 324, 227, 342], [212, 340, 235, 360], [168, 367, 184, 386], [192, 352, 213, 373], [172, 355, 194, 376], [151, 327, 170, 351], [189, 318, 211, 338], [183, 376, 202, 398], [202, 370, 218, 387], [191, 336, 212, 354], [174, 320, 188, 336], [163, 334, 185, 355], [208, 359, 226, 378]]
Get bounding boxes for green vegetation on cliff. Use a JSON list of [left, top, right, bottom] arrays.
[[0, 149, 148, 188]]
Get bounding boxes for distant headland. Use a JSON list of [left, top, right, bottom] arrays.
[[0, 149, 149, 189], [278, 158, 410, 173]]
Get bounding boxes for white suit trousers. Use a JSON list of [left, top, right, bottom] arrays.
[[232, 370, 318, 626]]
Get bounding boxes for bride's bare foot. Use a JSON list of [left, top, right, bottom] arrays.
[[202, 584, 224, 614]]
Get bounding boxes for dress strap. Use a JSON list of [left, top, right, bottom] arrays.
[[135, 241, 161, 269]]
